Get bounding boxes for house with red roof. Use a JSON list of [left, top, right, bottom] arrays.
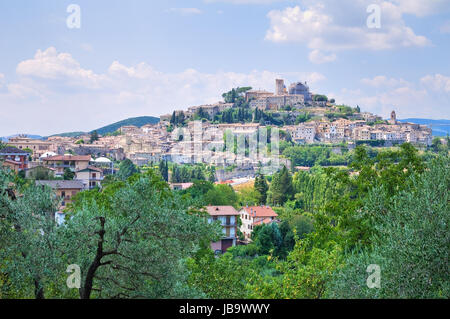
[[239, 205, 278, 242], [206, 206, 239, 253]]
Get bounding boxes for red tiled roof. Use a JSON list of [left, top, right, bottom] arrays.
[[254, 218, 275, 226], [3, 159, 20, 165], [44, 155, 92, 161], [206, 206, 239, 216], [242, 206, 278, 218]]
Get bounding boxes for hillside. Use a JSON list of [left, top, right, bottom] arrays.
[[92, 116, 160, 135], [47, 116, 161, 138]]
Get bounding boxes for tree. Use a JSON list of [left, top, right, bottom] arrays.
[[90, 131, 99, 144], [30, 166, 55, 180], [313, 95, 328, 102], [181, 180, 214, 200], [204, 184, 238, 207], [63, 168, 75, 180], [117, 159, 139, 181], [267, 166, 294, 206], [208, 166, 216, 183], [187, 250, 251, 299], [0, 179, 61, 299], [237, 185, 260, 206], [252, 223, 283, 256], [254, 173, 269, 204], [61, 171, 222, 299], [327, 156, 449, 298], [159, 160, 168, 182]]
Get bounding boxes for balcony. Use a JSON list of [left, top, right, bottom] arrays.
[[221, 223, 237, 227]]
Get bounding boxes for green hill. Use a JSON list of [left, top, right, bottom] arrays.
[[47, 116, 160, 138], [93, 116, 160, 135]]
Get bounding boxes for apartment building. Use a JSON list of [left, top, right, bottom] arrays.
[[42, 155, 92, 177], [75, 166, 104, 190], [7, 137, 55, 161], [285, 124, 316, 143], [207, 206, 240, 252], [239, 206, 278, 241]]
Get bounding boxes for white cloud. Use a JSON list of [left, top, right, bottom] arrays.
[[166, 8, 203, 15], [361, 75, 410, 88], [265, 2, 430, 62], [309, 50, 337, 64], [16, 47, 106, 88], [0, 73, 4, 87], [0, 47, 326, 136], [421, 74, 450, 92], [336, 74, 450, 119]]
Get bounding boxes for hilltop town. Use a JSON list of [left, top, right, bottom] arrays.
[[1, 78, 433, 173]]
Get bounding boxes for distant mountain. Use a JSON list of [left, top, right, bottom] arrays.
[[399, 118, 450, 137], [93, 116, 160, 135], [48, 116, 161, 138], [1, 134, 43, 142], [47, 131, 86, 138]]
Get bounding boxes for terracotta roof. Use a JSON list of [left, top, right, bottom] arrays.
[[3, 159, 21, 165], [241, 206, 278, 218], [206, 206, 239, 216], [254, 218, 275, 226], [44, 155, 92, 162]]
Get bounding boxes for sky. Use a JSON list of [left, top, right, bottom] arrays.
[[0, 0, 449, 136]]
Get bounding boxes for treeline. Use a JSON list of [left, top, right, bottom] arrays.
[[283, 145, 352, 167], [1, 143, 448, 299], [187, 144, 449, 299]]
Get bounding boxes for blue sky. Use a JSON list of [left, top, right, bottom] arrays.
[[0, 0, 449, 136]]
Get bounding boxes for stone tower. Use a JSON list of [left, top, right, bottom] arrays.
[[389, 110, 397, 125], [276, 79, 285, 96]]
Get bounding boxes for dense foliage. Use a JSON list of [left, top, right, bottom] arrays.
[[1, 143, 448, 299]]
